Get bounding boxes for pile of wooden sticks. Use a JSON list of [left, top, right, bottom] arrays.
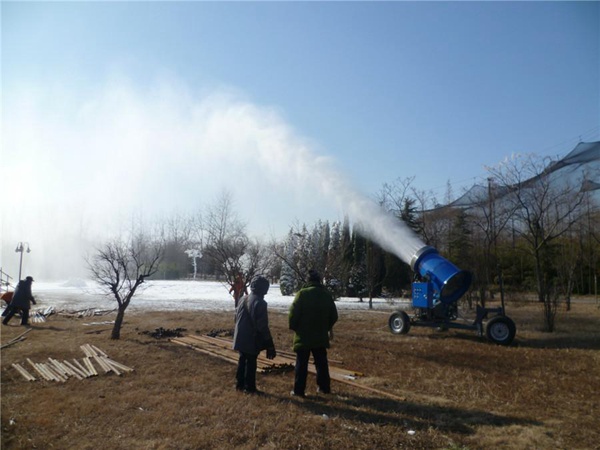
[[11, 344, 134, 382]]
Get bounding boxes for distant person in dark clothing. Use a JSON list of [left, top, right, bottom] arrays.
[[3, 276, 36, 326], [289, 269, 338, 397], [232, 275, 276, 394]]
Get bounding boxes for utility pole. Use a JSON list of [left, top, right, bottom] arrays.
[[15, 242, 31, 281]]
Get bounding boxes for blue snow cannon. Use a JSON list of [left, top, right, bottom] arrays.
[[410, 246, 471, 305], [389, 245, 516, 345]]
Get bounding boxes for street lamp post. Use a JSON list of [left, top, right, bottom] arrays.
[[15, 242, 31, 281]]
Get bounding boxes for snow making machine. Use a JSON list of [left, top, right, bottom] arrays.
[[388, 246, 516, 345]]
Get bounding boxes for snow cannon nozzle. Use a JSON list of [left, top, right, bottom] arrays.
[[410, 246, 472, 304]]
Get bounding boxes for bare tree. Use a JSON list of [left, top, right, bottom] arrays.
[[467, 178, 518, 306], [203, 191, 274, 300], [156, 212, 197, 279], [272, 223, 320, 288], [364, 239, 384, 309], [88, 234, 164, 339], [488, 153, 586, 331]]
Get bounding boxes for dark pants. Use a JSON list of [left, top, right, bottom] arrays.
[[2, 307, 29, 325], [294, 347, 331, 395], [236, 352, 258, 392]]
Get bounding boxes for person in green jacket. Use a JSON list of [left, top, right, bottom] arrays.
[[289, 269, 338, 397]]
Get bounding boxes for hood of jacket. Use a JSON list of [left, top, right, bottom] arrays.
[[250, 275, 270, 296]]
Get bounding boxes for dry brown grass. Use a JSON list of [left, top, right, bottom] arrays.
[[2, 300, 599, 450]]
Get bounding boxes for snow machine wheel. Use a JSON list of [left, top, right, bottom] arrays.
[[388, 311, 411, 335], [485, 316, 516, 346]]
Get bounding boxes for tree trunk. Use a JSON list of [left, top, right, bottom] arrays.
[[111, 306, 126, 340], [534, 248, 545, 303]]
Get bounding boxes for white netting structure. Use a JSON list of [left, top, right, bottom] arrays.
[[438, 141, 600, 210]]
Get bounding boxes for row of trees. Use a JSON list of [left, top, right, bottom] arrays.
[[90, 153, 600, 338]]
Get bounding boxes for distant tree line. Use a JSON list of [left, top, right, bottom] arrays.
[[91, 153, 600, 334]]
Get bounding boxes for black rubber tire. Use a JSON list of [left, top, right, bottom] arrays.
[[388, 311, 411, 335], [485, 316, 516, 346]]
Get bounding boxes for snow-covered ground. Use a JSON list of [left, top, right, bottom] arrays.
[[19, 279, 405, 313]]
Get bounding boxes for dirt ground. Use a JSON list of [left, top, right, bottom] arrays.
[[1, 300, 599, 449]]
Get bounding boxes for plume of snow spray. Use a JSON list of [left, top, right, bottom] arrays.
[[217, 101, 427, 265], [3, 78, 426, 278]]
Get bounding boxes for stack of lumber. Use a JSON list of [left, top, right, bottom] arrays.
[[11, 344, 134, 382], [172, 334, 408, 401], [171, 334, 368, 385]]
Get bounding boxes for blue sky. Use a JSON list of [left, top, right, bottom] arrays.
[[2, 1, 599, 277]]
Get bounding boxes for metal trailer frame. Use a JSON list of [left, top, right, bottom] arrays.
[[388, 304, 517, 346]]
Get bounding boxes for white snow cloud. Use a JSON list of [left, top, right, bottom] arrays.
[[2, 74, 424, 280], [1, 76, 345, 278]]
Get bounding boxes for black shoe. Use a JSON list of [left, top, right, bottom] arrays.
[[317, 387, 331, 394], [290, 390, 305, 398]]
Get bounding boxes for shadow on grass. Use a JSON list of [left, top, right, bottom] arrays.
[[26, 325, 69, 332], [512, 335, 600, 350], [402, 321, 600, 351], [280, 392, 541, 435]]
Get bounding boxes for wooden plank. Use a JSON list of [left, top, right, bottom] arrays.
[[171, 339, 240, 365], [186, 334, 346, 365]]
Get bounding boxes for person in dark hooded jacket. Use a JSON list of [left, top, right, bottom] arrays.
[[232, 275, 276, 393], [3, 276, 36, 326]]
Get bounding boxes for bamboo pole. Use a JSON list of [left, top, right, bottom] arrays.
[[48, 358, 71, 378], [39, 363, 65, 382], [1, 328, 32, 349], [99, 357, 121, 376], [62, 360, 88, 379], [12, 363, 36, 381], [92, 355, 112, 374], [101, 357, 134, 372], [72, 359, 92, 377], [90, 345, 108, 357], [80, 344, 94, 358], [51, 358, 83, 380], [27, 358, 50, 381], [83, 357, 98, 376]]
